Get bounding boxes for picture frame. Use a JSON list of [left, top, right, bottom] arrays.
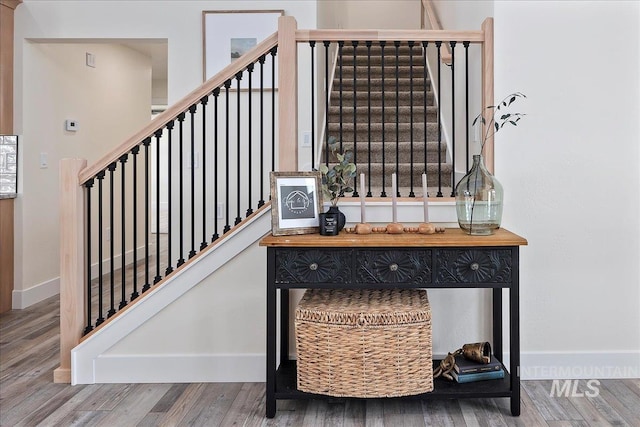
[[202, 10, 284, 87], [270, 171, 323, 236]]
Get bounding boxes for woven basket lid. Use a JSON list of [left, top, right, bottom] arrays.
[[295, 288, 431, 327]]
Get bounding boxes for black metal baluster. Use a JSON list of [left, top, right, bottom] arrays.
[[324, 40, 330, 167], [212, 88, 221, 241], [107, 162, 116, 317], [352, 40, 358, 197], [224, 80, 232, 234], [464, 41, 470, 173], [176, 114, 186, 267], [235, 72, 243, 226], [310, 42, 316, 168], [142, 138, 152, 291], [119, 154, 128, 309], [96, 171, 105, 326], [84, 179, 94, 335], [394, 41, 400, 197], [380, 40, 387, 197], [188, 104, 197, 258], [154, 129, 163, 282], [131, 146, 140, 299], [409, 41, 415, 197], [165, 123, 174, 276], [338, 40, 344, 152], [450, 41, 456, 197], [258, 56, 266, 208], [366, 41, 372, 197], [423, 41, 429, 185], [200, 96, 208, 250], [246, 63, 254, 217], [270, 47, 277, 173], [436, 41, 443, 197]]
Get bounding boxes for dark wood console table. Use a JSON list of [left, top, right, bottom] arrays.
[[260, 228, 527, 418]]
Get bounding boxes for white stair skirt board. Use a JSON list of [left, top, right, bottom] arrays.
[[94, 354, 265, 383], [71, 208, 272, 385]]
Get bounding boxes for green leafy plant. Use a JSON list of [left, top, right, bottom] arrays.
[[318, 136, 357, 206], [473, 92, 527, 153]]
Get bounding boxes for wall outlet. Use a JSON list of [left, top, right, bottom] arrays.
[[39, 152, 48, 169], [217, 203, 224, 219], [86, 52, 96, 68], [105, 227, 111, 241], [302, 131, 311, 147]]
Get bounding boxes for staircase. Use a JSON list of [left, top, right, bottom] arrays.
[[327, 43, 452, 197]]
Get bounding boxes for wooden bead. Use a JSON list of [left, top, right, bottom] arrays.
[[386, 223, 404, 234], [418, 223, 436, 234], [355, 223, 372, 234]]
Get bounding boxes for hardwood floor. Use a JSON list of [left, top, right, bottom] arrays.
[[2, 286, 639, 425]]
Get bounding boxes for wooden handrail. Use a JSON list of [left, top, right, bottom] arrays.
[[79, 32, 279, 184], [295, 29, 484, 43], [420, 0, 452, 64]]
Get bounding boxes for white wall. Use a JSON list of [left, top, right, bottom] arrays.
[[494, 1, 640, 376], [12, 41, 151, 308]]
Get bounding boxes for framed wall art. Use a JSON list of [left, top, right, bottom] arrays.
[[202, 10, 283, 86], [270, 171, 323, 236]]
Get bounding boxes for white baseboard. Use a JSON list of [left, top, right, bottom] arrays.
[[90, 245, 147, 279], [94, 353, 265, 383], [12, 277, 59, 309]]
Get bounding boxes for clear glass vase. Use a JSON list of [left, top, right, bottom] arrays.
[[454, 154, 504, 236]]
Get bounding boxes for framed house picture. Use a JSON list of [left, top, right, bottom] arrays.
[[270, 171, 323, 236], [202, 10, 283, 86]]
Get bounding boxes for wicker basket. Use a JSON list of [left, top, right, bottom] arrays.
[[294, 288, 433, 398]]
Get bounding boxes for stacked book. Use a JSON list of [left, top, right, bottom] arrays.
[[452, 354, 505, 383]]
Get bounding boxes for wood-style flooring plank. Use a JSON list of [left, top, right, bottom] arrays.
[[93, 383, 172, 427], [521, 380, 583, 422], [219, 382, 266, 426], [421, 399, 467, 427], [155, 382, 208, 425]]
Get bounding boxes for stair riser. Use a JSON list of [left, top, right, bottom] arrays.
[[341, 56, 424, 66], [333, 78, 430, 90], [331, 92, 435, 106], [329, 113, 437, 124], [336, 66, 427, 77], [351, 146, 447, 164], [340, 45, 425, 55], [328, 123, 442, 141]]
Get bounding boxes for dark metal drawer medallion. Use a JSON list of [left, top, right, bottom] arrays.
[[355, 250, 432, 284], [274, 249, 352, 283], [435, 249, 512, 283]]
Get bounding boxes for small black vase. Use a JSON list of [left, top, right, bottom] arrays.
[[319, 205, 347, 236], [327, 205, 346, 232]]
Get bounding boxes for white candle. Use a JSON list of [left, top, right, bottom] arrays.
[[359, 173, 366, 223], [422, 173, 429, 223], [392, 172, 398, 223]]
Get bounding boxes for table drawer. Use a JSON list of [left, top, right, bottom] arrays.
[[274, 249, 352, 283], [355, 249, 432, 284], [434, 249, 512, 284]]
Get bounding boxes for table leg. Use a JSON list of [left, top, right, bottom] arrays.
[[510, 248, 521, 416], [280, 289, 289, 366], [266, 252, 276, 418], [492, 288, 503, 362]]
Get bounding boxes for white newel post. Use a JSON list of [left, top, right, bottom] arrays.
[[54, 158, 87, 383], [278, 15, 298, 171]]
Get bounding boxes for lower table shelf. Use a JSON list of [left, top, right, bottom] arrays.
[[275, 359, 512, 401]]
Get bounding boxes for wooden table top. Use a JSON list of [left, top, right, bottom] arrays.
[[260, 228, 527, 248]]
